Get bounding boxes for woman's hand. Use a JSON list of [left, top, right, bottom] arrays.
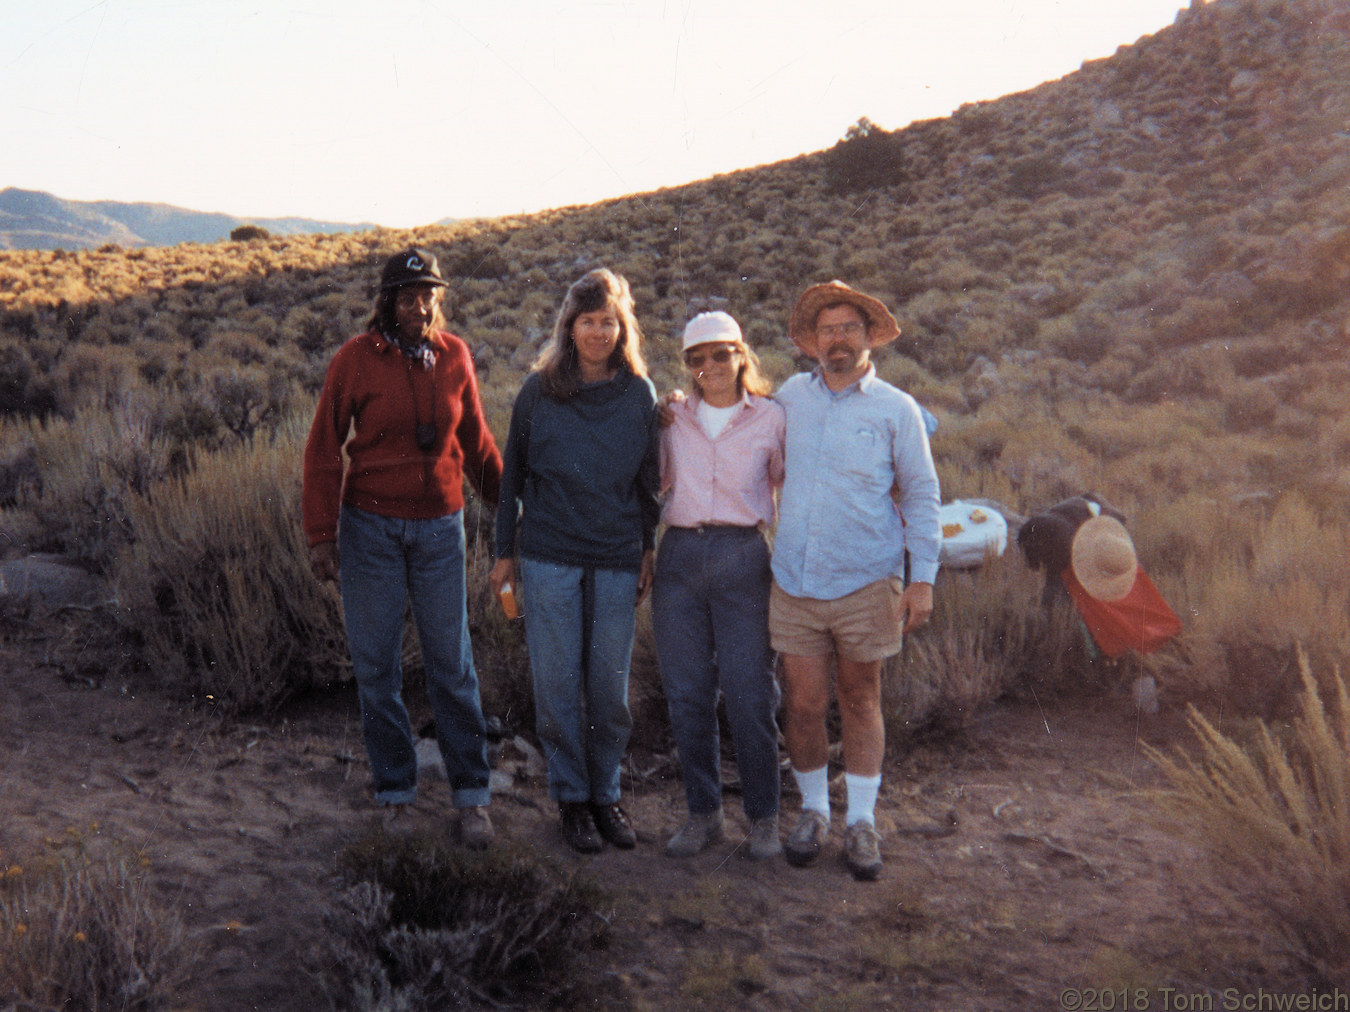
[[489, 557, 515, 597], [636, 549, 656, 605], [656, 389, 685, 429], [310, 542, 340, 584]]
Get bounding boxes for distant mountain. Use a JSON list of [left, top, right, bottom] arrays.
[[0, 188, 378, 250]]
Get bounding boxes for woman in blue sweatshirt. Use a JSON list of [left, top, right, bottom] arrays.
[[491, 268, 660, 853]]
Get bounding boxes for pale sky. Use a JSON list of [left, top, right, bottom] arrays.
[[3, 0, 1195, 229]]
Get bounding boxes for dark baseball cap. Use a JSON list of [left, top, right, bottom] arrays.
[[379, 247, 448, 289]]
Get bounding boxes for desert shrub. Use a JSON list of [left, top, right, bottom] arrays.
[[0, 343, 58, 418], [2, 406, 176, 569], [205, 366, 295, 442], [883, 552, 1097, 742], [321, 832, 611, 1009], [112, 415, 347, 713], [230, 224, 270, 242], [1221, 377, 1280, 433], [1147, 652, 1350, 984], [0, 836, 193, 1011], [1169, 492, 1350, 715], [824, 118, 907, 194], [884, 627, 1003, 737]]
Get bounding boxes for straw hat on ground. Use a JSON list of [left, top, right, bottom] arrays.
[[1070, 516, 1139, 602], [788, 280, 900, 359]]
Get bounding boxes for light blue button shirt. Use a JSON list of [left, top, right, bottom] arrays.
[[771, 366, 942, 600]]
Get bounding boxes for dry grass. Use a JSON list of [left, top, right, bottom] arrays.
[[111, 413, 347, 714], [1146, 649, 1350, 984], [320, 830, 612, 1009], [0, 833, 194, 1011], [882, 553, 1097, 740], [1163, 493, 1350, 717]]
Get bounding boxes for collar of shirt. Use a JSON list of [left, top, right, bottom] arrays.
[[809, 363, 879, 399], [370, 328, 447, 358], [678, 388, 751, 415]]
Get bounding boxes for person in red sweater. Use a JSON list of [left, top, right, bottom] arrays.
[[303, 247, 502, 846]]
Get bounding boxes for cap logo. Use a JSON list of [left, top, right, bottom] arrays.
[[406, 255, 424, 270]]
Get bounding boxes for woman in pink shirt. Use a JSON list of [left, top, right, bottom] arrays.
[[654, 311, 786, 861]]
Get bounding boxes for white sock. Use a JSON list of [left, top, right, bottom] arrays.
[[792, 765, 830, 817], [845, 773, 881, 827]]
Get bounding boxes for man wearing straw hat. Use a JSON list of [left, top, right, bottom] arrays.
[[771, 280, 942, 881]]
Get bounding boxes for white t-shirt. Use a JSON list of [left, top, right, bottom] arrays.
[[696, 399, 738, 439]]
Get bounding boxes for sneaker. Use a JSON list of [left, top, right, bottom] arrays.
[[843, 820, 883, 881], [459, 806, 493, 850], [559, 802, 603, 854], [747, 813, 782, 861], [784, 809, 830, 867], [664, 810, 724, 858], [590, 802, 637, 850]]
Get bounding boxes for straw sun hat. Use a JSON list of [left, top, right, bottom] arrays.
[[1070, 516, 1139, 602], [788, 280, 900, 359]]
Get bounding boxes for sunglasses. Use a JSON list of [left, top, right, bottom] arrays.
[[684, 347, 739, 368]]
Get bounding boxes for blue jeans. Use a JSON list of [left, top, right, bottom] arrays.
[[652, 526, 780, 822], [339, 506, 490, 807], [519, 557, 638, 805]]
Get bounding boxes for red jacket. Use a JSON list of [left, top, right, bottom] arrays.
[[302, 329, 502, 546]]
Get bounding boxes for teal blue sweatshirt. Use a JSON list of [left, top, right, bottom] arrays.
[[494, 369, 660, 572]]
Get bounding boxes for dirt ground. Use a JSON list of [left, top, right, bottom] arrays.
[[0, 607, 1297, 1011]]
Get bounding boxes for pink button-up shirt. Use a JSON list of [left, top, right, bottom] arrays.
[[660, 393, 786, 529]]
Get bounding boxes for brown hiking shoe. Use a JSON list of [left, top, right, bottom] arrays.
[[664, 810, 724, 858], [747, 813, 782, 860], [559, 802, 603, 853], [784, 809, 830, 867], [843, 820, 883, 881], [590, 802, 637, 849]]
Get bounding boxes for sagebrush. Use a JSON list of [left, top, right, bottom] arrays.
[[0, 835, 194, 1011], [321, 831, 612, 1009], [1146, 650, 1350, 985]]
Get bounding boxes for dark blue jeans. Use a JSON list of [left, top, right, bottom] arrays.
[[653, 526, 780, 822], [338, 506, 490, 807], [519, 557, 638, 805]]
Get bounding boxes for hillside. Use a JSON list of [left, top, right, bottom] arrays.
[[0, 187, 376, 251], [5, 0, 1348, 474], [2, 1, 1350, 1004], [1, 0, 1348, 704]]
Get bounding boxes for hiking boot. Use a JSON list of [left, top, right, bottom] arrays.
[[843, 820, 883, 881], [559, 802, 603, 853], [664, 810, 724, 858], [784, 809, 830, 867], [590, 802, 637, 850], [459, 806, 493, 850], [747, 813, 782, 861]]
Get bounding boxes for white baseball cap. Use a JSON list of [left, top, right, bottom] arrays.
[[681, 311, 743, 352]]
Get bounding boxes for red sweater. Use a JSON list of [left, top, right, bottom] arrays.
[[302, 329, 502, 546]]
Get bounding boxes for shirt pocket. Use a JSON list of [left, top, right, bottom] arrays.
[[836, 424, 892, 491]]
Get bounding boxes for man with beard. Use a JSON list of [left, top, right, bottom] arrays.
[[770, 281, 942, 881]]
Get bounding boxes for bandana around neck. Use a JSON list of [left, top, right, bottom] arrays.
[[391, 333, 437, 371]]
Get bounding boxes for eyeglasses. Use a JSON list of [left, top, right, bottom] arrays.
[[816, 321, 866, 339], [396, 289, 441, 310], [684, 347, 739, 368]]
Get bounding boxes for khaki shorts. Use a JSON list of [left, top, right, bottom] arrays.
[[769, 578, 903, 662]]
